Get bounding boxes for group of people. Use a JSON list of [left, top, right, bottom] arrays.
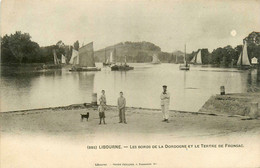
[[97, 85, 170, 125]]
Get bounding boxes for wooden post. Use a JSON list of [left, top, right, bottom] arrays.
[[92, 93, 97, 106], [249, 102, 259, 119], [220, 86, 225, 95]]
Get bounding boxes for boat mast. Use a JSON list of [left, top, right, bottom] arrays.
[[241, 41, 243, 66], [104, 48, 106, 62], [185, 44, 187, 66], [114, 45, 117, 64]]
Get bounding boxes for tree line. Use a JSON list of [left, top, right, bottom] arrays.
[[1, 31, 80, 64], [1, 31, 260, 66], [187, 44, 260, 66]]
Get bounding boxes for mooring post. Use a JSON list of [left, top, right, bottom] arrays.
[[92, 93, 98, 106], [249, 102, 259, 119], [220, 86, 225, 95]]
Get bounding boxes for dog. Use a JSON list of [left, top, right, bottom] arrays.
[[81, 112, 89, 121]]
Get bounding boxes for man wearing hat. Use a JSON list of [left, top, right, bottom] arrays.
[[160, 85, 170, 123]]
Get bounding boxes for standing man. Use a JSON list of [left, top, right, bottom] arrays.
[[160, 85, 170, 123], [118, 91, 127, 124]]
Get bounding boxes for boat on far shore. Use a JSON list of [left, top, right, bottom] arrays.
[[111, 54, 134, 71], [237, 41, 252, 70], [103, 49, 113, 66], [179, 44, 190, 70], [190, 49, 202, 65], [151, 54, 161, 64], [69, 42, 101, 72], [35, 49, 63, 70]]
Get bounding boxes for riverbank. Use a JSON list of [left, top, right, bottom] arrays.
[[1, 101, 260, 168], [1, 103, 260, 139], [199, 92, 260, 117]]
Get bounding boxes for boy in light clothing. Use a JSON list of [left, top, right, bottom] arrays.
[[117, 92, 127, 124]]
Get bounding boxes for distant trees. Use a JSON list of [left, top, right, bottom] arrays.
[[1, 31, 40, 64], [124, 41, 161, 51], [0, 31, 74, 64], [136, 51, 151, 63], [210, 46, 236, 66], [158, 52, 173, 63]]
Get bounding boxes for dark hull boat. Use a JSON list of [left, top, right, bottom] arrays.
[[69, 67, 101, 72], [103, 62, 111, 66], [179, 64, 190, 70], [111, 64, 134, 71]]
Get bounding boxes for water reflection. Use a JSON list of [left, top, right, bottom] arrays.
[[1, 64, 260, 112], [246, 69, 260, 92]]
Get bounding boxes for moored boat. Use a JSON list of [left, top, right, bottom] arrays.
[[190, 49, 202, 65], [237, 41, 252, 70], [111, 52, 134, 71], [179, 44, 190, 70], [103, 49, 113, 66], [69, 42, 101, 72], [151, 54, 161, 64], [35, 49, 63, 70]]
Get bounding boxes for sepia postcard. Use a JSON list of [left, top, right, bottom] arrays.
[[0, 0, 260, 167]]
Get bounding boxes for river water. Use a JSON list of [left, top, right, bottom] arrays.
[[1, 63, 259, 112]]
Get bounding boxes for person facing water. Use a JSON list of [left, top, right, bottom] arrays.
[[160, 85, 170, 123], [98, 90, 106, 125], [99, 90, 107, 106], [117, 92, 127, 124]]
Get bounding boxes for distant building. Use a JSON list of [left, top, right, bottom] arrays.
[[251, 57, 258, 64], [243, 31, 260, 45]]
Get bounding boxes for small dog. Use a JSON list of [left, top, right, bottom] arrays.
[[81, 112, 89, 121]]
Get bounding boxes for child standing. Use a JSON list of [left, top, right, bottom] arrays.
[[98, 105, 106, 125], [98, 90, 106, 125]]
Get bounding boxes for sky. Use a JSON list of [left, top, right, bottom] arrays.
[[1, 0, 259, 52]]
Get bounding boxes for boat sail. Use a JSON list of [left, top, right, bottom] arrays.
[[103, 48, 112, 66], [53, 49, 58, 65], [237, 41, 251, 66], [69, 49, 79, 64], [152, 54, 161, 64], [190, 49, 202, 64], [69, 42, 101, 71], [78, 42, 95, 67], [110, 52, 114, 63], [196, 50, 202, 64], [61, 54, 66, 64]]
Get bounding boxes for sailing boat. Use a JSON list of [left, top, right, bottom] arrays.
[[151, 54, 161, 64], [190, 49, 202, 64], [61, 54, 66, 64], [69, 42, 101, 72], [237, 41, 251, 70], [111, 52, 134, 71], [103, 48, 112, 66], [179, 44, 190, 70], [69, 49, 79, 64]]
